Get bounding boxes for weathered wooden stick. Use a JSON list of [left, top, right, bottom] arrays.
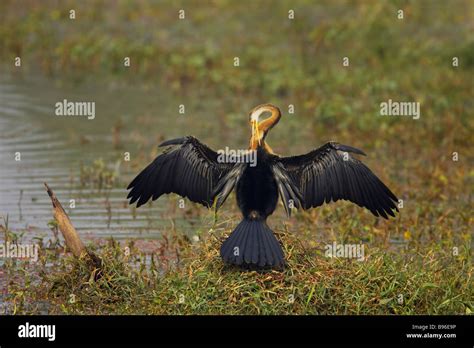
[[44, 182, 101, 269], [44, 182, 86, 257]]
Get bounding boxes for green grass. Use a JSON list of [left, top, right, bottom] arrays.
[[4, 225, 472, 315], [0, 0, 472, 315]]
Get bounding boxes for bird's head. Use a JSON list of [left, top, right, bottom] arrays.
[[248, 103, 281, 150]]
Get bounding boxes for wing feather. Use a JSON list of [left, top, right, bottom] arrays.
[[127, 136, 237, 208], [278, 142, 398, 219]]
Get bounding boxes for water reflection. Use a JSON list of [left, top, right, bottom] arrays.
[[0, 73, 244, 241]]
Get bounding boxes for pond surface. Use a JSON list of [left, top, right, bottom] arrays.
[[0, 73, 253, 242]]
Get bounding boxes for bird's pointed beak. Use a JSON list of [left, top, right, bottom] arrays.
[[252, 120, 261, 145]]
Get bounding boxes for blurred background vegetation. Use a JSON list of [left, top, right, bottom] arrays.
[[1, 0, 472, 149], [0, 0, 472, 314]]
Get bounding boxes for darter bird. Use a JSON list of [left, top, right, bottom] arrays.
[[127, 104, 398, 269]]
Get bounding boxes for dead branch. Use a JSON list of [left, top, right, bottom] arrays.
[[44, 182, 101, 270]]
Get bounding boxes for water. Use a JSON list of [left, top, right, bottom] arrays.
[[0, 73, 247, 242], [0, 72, 349, 247]]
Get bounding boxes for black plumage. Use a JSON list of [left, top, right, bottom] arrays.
[[127, 136, 234, 207], [127, 104, 399, 269], [279, 142, 398, 218]]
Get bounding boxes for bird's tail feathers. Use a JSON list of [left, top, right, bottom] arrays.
[[220, 218, 284, 269]]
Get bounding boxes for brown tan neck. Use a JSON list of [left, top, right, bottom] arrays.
[[248, 104, 281, 152], [263, 142, 274, 154], [249, 137, 258, 150], [248, 139, 274, 153], [257, 106, 281, 134]]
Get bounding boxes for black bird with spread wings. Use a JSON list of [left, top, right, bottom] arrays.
[[127, 104, 398, 269]]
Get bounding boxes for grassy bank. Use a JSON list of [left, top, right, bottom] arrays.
[[4, 225, 472, 315], [0, 0, 472, 315]]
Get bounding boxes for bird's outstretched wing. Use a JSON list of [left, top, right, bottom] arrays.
[[127, 136, 237, 208], [278, 142, 399, 219]]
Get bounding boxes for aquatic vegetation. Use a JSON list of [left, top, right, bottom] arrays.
[[79, 159, 117, 190], [0, 0, 472, 315], [4, 227, 472, 315]]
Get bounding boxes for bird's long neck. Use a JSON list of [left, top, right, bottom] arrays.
[[258, 107, 281, 134], [249, 132, 261, 151], [249, 139, 275, 153], [249, 106, 281, 153]]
